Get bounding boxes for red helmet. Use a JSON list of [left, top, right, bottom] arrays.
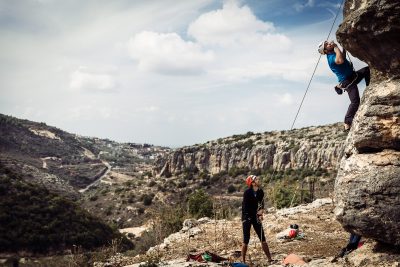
[[246, 175, 257, 187]]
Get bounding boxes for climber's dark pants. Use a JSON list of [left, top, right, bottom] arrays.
[[345, 85, 360, 125], [344, 67, 370, 125], [242, 217, 266, 244]]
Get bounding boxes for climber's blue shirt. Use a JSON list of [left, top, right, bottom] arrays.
[[327, 53, 353, 82]]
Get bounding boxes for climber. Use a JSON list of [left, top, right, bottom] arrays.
[[317, 40, 370, 131], [241, 175, 273, 264]]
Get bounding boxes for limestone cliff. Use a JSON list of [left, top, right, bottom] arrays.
[[334, 0, 400, 245], [155, 123, 346, 176]]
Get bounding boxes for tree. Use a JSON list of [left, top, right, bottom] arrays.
[[188, 189, 213, 218]]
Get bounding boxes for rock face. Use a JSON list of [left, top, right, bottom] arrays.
[[155, 124, 346, 176], [334, 0, 400, 245]]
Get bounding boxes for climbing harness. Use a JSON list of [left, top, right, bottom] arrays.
[[334, 52, 359, 94]]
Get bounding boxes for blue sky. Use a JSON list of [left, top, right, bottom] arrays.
[[0, 0, 368, 147]]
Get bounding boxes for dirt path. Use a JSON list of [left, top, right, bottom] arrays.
[[79, 160, 111, 193]]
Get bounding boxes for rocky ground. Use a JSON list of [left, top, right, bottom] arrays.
[[92, 198, 400, 267]]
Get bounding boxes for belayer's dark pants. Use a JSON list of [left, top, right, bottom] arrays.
[[242, 217, 266, 244], [344, 67, 370, 125]]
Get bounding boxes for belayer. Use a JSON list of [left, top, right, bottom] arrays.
[[241, 175, 273, 264], [318, 40, 370, 131]]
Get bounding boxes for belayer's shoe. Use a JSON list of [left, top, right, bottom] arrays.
[[344, 123, 351, 132]]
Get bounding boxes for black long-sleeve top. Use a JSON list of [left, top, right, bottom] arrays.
[[242, 187, 264, 220]]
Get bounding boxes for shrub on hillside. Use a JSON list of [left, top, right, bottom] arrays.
[[178, 181, 187, 188], [228, 166, 250, 177], [275, 186, 298, 209], [89, 195, 98, 201], [187, 189, 213, 218], [143, 194, 153, 206], [227, 185, 236, 193]]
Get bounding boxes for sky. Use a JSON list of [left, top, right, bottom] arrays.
[[0, 0, 369, 147]]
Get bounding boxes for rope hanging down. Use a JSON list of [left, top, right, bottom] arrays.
[[290, 0, 345, 130]]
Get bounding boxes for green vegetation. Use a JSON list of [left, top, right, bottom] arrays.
[[227, 184, 236, 193], [256, 167, 335, 209], [187, 189, 213, 218], [228, 166, 250, 177], [128, 204, 186, 256], [143, 194, 154, 206], [231, 131, 254, 142], [178, 180, 187, 188], [148, 180, 156, 187], [0, 165, 133, 254]]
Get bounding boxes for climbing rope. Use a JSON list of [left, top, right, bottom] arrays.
[[267, 0, 346, 209], [291, 0, 345, 130]]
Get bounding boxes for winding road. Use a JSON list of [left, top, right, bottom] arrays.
[[79, 160, 111, 193]]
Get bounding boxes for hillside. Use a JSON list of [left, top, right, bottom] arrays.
[[0, 113, 107, 192], [0, 163, 132, 255], [0, 113, 170, 194], [0, 114, 168, 258], [0, 113, 346, 233]]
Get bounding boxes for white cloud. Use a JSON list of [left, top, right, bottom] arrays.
[[69, 66, 118, 92], [136, 105, 160, 113], [210, 61, 311, 82], [126, 1, 293, 81], [127, 31, 214, 75], [294, 0, 315, 12], [188, 0, 289, 49], [278, 93, 294, 105], [185, 0, 295, 82], [67, 105, 120, 120]]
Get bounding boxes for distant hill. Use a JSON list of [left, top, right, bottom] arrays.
[[0, 113, 169, 194], [0, 113, 107, 192]]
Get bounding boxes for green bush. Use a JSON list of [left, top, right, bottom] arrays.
[[105, 206, 113, 215], [143, 194, 153, 206], [114, 187, 123, 194], [227, 185, 236, 193], [228, 166, 249, 177], [178, 181, 187, 188], [89, 195, 98, 201], [187, 189, 213, 218], [275, 187, 295, 209], [198, 170, 209, 180]]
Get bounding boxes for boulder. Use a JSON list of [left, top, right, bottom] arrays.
[[334, 0, 400, 245]]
